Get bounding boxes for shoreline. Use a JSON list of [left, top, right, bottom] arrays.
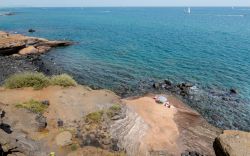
[[0, 30, 249, 155], [0, 30, 249, 132]]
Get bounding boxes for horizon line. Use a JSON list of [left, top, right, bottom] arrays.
[[1, 6, 250, 8]]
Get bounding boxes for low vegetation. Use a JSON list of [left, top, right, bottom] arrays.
[[85, 104, 122, 123], [4, 72, 77, 89], [4, 72, 50, 89], [50, 74, 77, 87], [70, 143, 78, 151], [107, 104, 122, 118], [16, 99, 48, 113], [109, 104, 121, 112], [85, 111, 104, 123]]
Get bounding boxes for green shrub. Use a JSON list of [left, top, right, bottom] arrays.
[[16, 99, 48, 113], [85, 111, 104, 123], [50, 74, 77, 87], [4, 73, 77, 89], [107, 104, 121, 118], [4, 72, 50, 89], [109, 104, 121, 111], [70, 144, 78, 151]]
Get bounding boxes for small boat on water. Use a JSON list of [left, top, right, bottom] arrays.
[[184, 7, 191, 14], [187, 7, 191, 14]]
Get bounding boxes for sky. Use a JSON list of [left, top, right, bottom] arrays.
[[1, 0, 250, 7]]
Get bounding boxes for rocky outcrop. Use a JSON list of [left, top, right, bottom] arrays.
[[76, 105, 126, 152], [28, 29, 36, 33], [0, 103, 47, 156], [0, 31, 73, 55], [110, 107, 148, 156], [19, 46, 39, 55], [0, 86, 123, 156], [214, 130, 250, 156], [0, 129, 45, 156]]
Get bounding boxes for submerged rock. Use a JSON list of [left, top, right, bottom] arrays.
[[214, 130, 250, 156], [230, 88, 237, 94], [28, 29, 36, 33]]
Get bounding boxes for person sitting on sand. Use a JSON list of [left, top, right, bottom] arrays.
[[154, 95, 171, 108], [164, 101, 171, 108]]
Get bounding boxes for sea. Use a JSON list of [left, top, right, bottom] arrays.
[[0, 7, 250, 131]]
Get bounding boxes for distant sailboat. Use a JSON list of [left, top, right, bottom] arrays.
[[187, 7, 191, 14], [184, 7, 191, 14]]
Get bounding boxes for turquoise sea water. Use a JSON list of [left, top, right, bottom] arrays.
[[1, 7, 250, 130]]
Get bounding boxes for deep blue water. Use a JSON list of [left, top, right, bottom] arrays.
[[1, 7, 250, 130]]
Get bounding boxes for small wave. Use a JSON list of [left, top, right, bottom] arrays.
[[103, 10, 111, 13], [238, 9, 250, 11], [190, 85, 199, 93], [215, 14, 245, 17]]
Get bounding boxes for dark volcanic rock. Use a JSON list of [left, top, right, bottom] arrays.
[[152, 82, 160, 89], [181, 151, 205, 156], [34, 40, 73, 47], [0, 45, 26, 55], [164, 79, 172, 86], [0, 54, 63, 85], [57, 119, 64, 127], [41, 100, 50, 106], [230, 88, 237, 94], [28, 29, 36, 33], [82, 133, 101, 147], [35, 114, 47, 131], [0, 106, 46, 156], [0, 56, 38, 84]]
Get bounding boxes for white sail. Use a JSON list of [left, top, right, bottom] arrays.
[[187, 7, 191, 14]]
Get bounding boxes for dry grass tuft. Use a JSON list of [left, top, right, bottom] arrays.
[[16, 99, 48, 113]]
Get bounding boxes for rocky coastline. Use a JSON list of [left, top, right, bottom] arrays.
[[0, 31, 73, 56], [1, 31, 249, 131], [0, 31, 71, 84], [0, 55, 63, 85], [0, 30, 249, 156]]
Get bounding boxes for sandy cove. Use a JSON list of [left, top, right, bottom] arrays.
[[125, 95, 221, 156], [0, 85, 222, 156]]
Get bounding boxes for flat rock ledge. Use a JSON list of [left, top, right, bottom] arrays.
[[214, 130, 250, 156], [0, 31, 73, 56]]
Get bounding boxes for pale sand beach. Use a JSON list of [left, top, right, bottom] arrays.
[[125, 95, 220, 155]]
